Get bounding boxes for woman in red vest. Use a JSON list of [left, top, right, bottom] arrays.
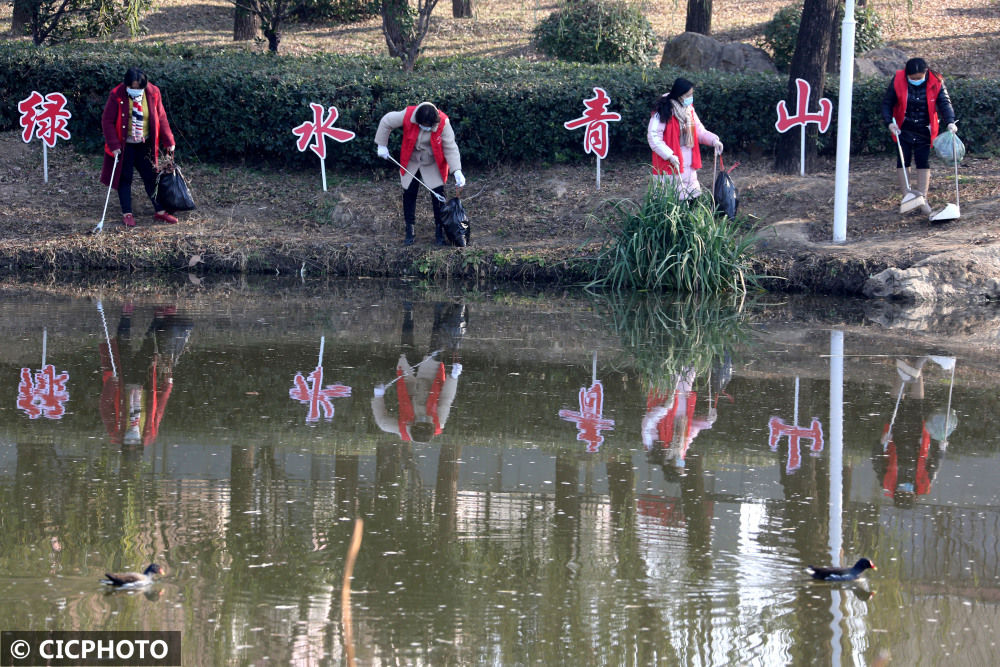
[[880, 58, 957, 216], [375, 102, 466, 245], [100, 67, 178, 228], [647, 78, 723, 200]]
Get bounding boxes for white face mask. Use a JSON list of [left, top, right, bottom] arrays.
[[126, 87, 144, 98]]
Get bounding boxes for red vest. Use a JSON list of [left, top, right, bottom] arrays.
[[399, 106, 450, 183], [651, 109, 701, 176], [891, 70, 944, 143]]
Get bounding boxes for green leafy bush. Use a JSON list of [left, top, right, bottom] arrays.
[[587, 179, 761, 293], [533, 0, 658, 65], [0, 42, 992, 169], [763, 3, 884, 72], [293, 0, 380, 22]]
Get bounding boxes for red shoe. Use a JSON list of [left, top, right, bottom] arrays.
[[154, 212, 178, 224], [122, 213, 135, 228]]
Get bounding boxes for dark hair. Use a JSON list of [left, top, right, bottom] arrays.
[[123, 67, 148, 88], [409, 421, 435, 443], [653, 77, 694, 121], [413, 104, 439, 127], [904, 58, 928, 76]]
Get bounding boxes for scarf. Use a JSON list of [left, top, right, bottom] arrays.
[[670, 100, 694, 148], [129, 92, 145, 143]]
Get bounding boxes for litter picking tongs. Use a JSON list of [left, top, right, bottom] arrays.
[[893, 129, 927, 214], [385, 154, 446, 203], [93, 152, 119, 234]]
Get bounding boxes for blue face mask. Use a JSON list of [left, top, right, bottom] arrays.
[[908, 77, 925, 86], [419, 125, 434, 132], [682, 96, 694, 107], [126, 87, 143, 98]]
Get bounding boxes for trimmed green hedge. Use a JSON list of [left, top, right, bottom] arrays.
[[1, 41, 995, 169]]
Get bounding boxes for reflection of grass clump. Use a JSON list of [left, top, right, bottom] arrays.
[[588, 179, 761, 294], [596, 291, 752, 393]]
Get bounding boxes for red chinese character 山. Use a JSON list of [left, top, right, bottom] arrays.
[[775, 79, 833, 134], [290, 366, 352, 422], [292, 104, 356, 160], [563, 87, 622, 160], [17, 364, 70, 420], [768, 416, 824, 473], [18, 91, 72, 148], [559, 381, 615, 453]]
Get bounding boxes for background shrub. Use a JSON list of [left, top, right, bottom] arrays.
[[533, 0, 658, 65], [0, 42, 993, 170], [763, 3, 884, 72], [292, 0, 380, 22]]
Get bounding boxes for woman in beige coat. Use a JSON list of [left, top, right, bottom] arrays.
[[375, 102, 465, 245]]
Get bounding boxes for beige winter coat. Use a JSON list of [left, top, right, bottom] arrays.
[[375, 102, 462, 190]]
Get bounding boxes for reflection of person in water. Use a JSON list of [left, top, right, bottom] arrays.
[[99, 304, 192, 447], [872, 356, 955, 508], [372, 302, 467, 443], [643, 367, 717, 473]]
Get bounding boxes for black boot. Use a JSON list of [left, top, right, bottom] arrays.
[[403, 223, 414, 246], [434, 221, 446, 246]]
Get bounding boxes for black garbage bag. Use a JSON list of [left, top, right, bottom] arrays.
[[440, 197, 470, 247], [713, 158, 739, 220], [154, 166, 196, 213]]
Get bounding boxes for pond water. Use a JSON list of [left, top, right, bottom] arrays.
[[1, 280, 999, 666]]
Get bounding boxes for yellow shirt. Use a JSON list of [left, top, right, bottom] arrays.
[[126, 92, 149, 143]]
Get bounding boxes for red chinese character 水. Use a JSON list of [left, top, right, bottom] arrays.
[[292, 104, 356, 160], [559, 381, 615, 452], [290, 366, 351, 422], [563, 87, 622, 160]]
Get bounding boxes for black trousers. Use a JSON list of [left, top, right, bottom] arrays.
[[402, 178, 445, 228], [118, 141, 159, 214], [895, 126, 931, 169]]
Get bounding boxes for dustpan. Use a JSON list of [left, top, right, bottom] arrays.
[[930, 132, 961, 223], [894, 130, 926, 214]]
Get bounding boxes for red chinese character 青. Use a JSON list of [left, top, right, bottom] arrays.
[[563, 87, 622, 160], [290, 366, 351, 422], [17, 365, 70, 420], [18, 91, 72, 148], [292, 104, 356, 160], [559, 381, 615, 452]]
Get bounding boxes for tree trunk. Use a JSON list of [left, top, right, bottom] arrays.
[[10, 0, 32, 35], [264, 27, 281, 52], [452, 0, 471, 18], [774, 0, 838, 174], [684, 0, 711, 36], [233, 5, 260, 41]]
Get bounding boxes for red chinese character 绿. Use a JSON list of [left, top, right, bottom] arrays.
[[563, 87, 622, 160], [559, 381, 616, 453], [292, 104, 356, 160], [767, 416, 824, 473], [17, 365, 70, 420], [290, 366, 351, 422], [18, 91, 72, 148]]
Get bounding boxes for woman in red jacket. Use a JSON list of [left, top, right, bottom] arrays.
[[100, 67, 178, 228], [880, 58, 957, 216]]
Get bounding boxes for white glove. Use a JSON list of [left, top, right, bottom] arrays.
[[947, 122, 958, 135], [451, 363, 463, 378], [377, 145, 390, 160], [373, 384, 386, 397], [888, 121, 900, 135], [667, 155, 680, 171], [454, 170, 466, 188], [714, 140, 723, 156]]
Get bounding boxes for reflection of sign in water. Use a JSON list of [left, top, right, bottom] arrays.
[[768, 416, 824, 473], [290, 367, 351, 422], [559, 381, 615, 453], [18, 365, 69, 420]]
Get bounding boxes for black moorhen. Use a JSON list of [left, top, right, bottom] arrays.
[[100, 563, 163, 588], [807, 558, 876, 582]]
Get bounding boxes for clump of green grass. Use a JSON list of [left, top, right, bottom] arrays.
[[587, 178, 761, 294]]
